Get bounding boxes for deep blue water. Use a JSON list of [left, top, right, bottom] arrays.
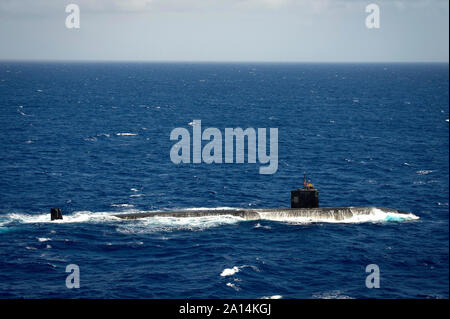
[[0, 62, 448, 298]]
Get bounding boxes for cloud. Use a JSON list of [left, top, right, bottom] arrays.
[[0, 0, 447, 62], [235, 0, 294, 9], [0, 0, 446, 16]]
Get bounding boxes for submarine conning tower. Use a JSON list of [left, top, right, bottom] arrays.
[[291, 175, 319, 208], [50, 208, 63, 221], [291, 188, 319, 208]]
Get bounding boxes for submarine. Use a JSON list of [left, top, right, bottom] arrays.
[[50, 177, 414, 222]]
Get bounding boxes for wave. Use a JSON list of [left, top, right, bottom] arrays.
[[226, 282, 240, 291], [416, 170, 433, 175], [312, 290, 353, 299], [116, 133, 137, 136], [111, 204, 134, 208], [253, 223, 272, 229], [221, 266, 240, 277], [220, 265, 260, 292], [261, 295, 282, 299]]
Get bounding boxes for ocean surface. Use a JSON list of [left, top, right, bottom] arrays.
[[0, 62, 448, 298]]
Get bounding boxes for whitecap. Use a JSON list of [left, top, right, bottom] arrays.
[[221, 266, 240, 277], [97, 133, 110, 138], [116, 133, 137, 136], [111, 204, 134, 208], [416, 170, 433, 175], [253, 223, 271, 230], [226, 282, 240, 291], [17, 110, 29, 116], [261, 295, 282, 299], [312, 290, 353, 299]]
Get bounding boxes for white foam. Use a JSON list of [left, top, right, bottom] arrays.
[[111, 204, 134, 208], [416, 170, 433, 175], [261, 295, 282, 299], [116, 215, 244, 234], [183, 207, 238, 211], [97, 133, 110, 138], [253, 223, 271, 229], [37, 237, 51, 242], [255, 207, 419, 224], [226, 282, 240, 291], [116, 133, 137, 136], [312, 290, 353, 299], [221, 266, 240, 277], [220, 264, 259, 277], [5, 211, 121, 224]]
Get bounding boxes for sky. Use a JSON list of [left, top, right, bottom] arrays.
[[0, 0, 448, 62]]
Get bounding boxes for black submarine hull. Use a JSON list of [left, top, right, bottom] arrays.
[[114, 207, 412, 221]]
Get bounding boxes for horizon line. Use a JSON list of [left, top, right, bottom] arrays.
[[0, 59, 448, 64]]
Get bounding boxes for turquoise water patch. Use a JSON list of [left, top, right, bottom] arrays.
[[385, 215, 407, 222], [0, 227, 13, 233]]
